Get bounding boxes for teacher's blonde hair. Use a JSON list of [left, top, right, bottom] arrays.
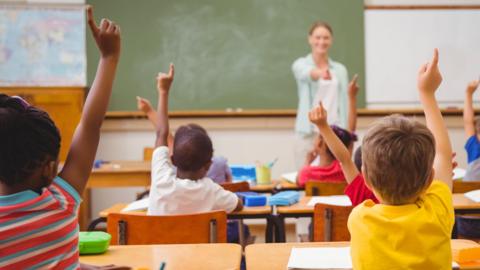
[[309, 21, 333, 36]]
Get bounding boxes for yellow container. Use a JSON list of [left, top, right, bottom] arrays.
[[256, 166, 271, 185]]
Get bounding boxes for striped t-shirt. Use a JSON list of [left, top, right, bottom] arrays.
[[0, 176, 81, 270]]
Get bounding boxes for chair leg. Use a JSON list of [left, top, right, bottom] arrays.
[[324, 208, 332, 242], [209, 219, 218, 243], [118, 220, 127, 245]]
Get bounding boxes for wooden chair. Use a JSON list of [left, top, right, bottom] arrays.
[[220, 181, 250, 192], [312, 203, 353, 242], [305, 181, 347, 196], [143, 147, 154, 161], [107, 211, 227, 245], [453, 180, 480, 193]]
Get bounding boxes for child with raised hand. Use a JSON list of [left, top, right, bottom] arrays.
[[147, 64, 242, 216], [136, 96, 233, 184], [308, 102, 378, 206], [463, 79, 480, 180], [348, 49, 454, 269], [296, 76, 359, 187], [0, 6, 124, 270]]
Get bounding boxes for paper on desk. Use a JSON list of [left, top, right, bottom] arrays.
[[307, 196, 352, 207], [122, 197, 149, 212], [281, 172, 298, 183], [464, 190, 480, 203], [453, 168, 466, 180], [287, 247, 352, 269]]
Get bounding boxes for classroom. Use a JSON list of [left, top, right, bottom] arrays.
[[2, 0, 480, 269]]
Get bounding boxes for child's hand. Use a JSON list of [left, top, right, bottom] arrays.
[[417, 48, 442, 95], [467, 80, 480, 95], [87, 6, 121, 59], [136, 96, 153, 113], [348, 74, 359, 99], [157, 63, 175, 93], [309, 102, 328, 127]]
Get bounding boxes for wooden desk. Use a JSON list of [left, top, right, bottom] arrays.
[[277, 194, 480, 217], [97, 203, 272, 219], [245, 240, 479, 270], [80, 243, 241, 270]]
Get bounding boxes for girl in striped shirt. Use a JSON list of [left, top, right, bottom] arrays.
[[0, 6, 123, 270]]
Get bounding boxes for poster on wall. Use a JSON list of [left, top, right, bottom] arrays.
[[0, 4, 86, 86]]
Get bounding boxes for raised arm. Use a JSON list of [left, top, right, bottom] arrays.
[[347, 74, 359, 133], [59, 6, 121, 194], [464, 80, 479, 138], [309, 103, 359, 183], [154, 64, 174, 148], [417, 49, 452, 189], [136, 96, 159, 128]]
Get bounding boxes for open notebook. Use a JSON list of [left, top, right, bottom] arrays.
[[287, 247, 460, 270], [121, 197, 149, 212]]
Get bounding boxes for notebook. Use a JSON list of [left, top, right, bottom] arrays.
[[307, 196, 352, 207]]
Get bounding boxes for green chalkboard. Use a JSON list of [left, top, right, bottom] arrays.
[[87, 0, 365, 111]]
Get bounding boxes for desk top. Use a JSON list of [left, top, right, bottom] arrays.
[[80, 243, 241, 270], [99, 203, 271, 218], [277, 194, 480, 215], [245, 240, 480, 270], [92, 161, 150, 174]]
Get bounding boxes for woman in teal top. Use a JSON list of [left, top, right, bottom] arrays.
[[292, 21, 354, 168]]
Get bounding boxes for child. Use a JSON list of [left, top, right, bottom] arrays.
[[136, 96, 233, 184], [309, 104, 378, 206], [463, 79, 480, 181], [0, 7, 123, 270], [147, 63, 242, 215], [350, 49, 454, 269], [296, 76, 359, 187]]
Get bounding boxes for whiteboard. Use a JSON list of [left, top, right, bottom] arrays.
[[365, 10, 480, 108]]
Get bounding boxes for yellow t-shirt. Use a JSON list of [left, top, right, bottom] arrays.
[[348, 180, 454, 270]]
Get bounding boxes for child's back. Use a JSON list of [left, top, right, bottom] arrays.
[[0, 7, 121, 269], [147, 65, 242, 216], [348, 50, 454, 269]]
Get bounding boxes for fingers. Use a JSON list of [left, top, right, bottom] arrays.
[[351, 74, 358, 84], [418, 63, 428, 74], [86, 5, 99, 35], [99, 19, 110, 32], [430, 48, 439, 68], [168, 63, 175, 78], [107, 21, 117, 33]]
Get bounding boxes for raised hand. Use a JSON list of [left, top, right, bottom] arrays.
[[417, 48, 442, 95], [467, 80, 480, 95], [348, 74, 359, 99], [87, 6, 121, 59], [157, 63, 175, 93], [308, 102, 328, 127], [136, 96, 153, 114]]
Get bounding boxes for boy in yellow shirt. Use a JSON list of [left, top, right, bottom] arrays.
[[347, 49, 454, 269]]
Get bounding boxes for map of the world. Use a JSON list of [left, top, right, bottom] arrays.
[[0, 5, 85, 86]]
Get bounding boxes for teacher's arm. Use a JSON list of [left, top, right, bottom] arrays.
[[292, 58, 318, 82]]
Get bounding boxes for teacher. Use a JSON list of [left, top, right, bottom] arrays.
[[292, 21, 355, 168]]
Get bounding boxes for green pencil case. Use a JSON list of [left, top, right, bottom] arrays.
[[79, 231, 111, 255]]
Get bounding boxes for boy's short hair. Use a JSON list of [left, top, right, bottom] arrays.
[[474, 116, 480, 134], [172, 124, 213, 172], [0, 94, 61, 186], [362, 115, 435, 205]]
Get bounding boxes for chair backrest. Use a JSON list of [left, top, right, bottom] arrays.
[[313, 203, 353, 242], [220, 181, 250, 192], [305, 181, 347, 196], [143, 147, 154, 161], [107, 211, 227, 245], [453, 180, 480, 193]]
